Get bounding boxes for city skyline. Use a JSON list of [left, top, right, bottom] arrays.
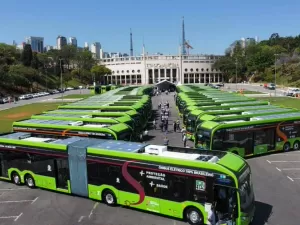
[[1, 0, 300, 55]]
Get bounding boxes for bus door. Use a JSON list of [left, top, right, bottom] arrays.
[[253, 127, 275, 154], [0, 153, 4, 177], [54, 159, 69, 190], [213, 185, 238, 225]]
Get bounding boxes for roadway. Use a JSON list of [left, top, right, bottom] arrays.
[[0, 89, 91, 111], [224, 83, 287, 96]]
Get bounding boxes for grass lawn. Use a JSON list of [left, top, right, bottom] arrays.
[[55, 94, 93, 99], [0, 102, 61, 133], [256, 97, 300, 109]]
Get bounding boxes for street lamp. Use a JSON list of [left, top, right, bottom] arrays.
[[235, 58, 238, 91], [274, 54, 279, 97], [59, 58, 64, 102]]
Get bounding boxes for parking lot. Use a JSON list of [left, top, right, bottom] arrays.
[[0, 181, 186, 225], [247, 151, 300, 225]]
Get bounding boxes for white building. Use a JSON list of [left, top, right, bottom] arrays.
[[90, 42, 101, 59], [25, 36, 44, 53], [69, 37, 77, 47], [84, 42, 89, 50], [57, 36, 67, 50], [16, 42, 26, 51], [101, 54, 223, 85]]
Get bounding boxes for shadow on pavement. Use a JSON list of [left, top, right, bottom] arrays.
[[252, 201, 273, 225]]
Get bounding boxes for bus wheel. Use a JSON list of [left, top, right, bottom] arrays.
[[102, 190, 116, 206], [25, 174, 35, 188], [11, 172, 21, 185], [293, 141, 300, 150], [185, 207, 203, 225], [283, 142, 291, 152]]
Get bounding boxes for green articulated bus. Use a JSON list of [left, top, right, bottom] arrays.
[[42, 109, 143, 131], [0, 133, 255, 225], [184, 105, 280, 139], [195, 112, 300, 157], [188, 108, 298, 141], [58, 105, 148, 124], [183, 101, 269, 126], [30, 114, 135, 131], [12, 119, 133, 141]]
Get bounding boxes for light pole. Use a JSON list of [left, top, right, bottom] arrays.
[[59, 58, 64, 102], [274, 54, 279, 97], [235, 58, 238, 91]]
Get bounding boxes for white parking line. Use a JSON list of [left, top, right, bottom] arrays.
[[267, 160, 271, 164], [276, 167, 281, 172], [88, 202, 99, 218], [287, 176, 294, 182], [0, 188, 29, 191], [0, 197, 38, 204], [281, 168, 300, 171], [14, 212, 23, 221], [269, 161, 300, 163], [78, 216, 85, 222], [0, 212, 23, 221]]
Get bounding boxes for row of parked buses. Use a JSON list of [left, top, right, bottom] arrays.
[[12, 86, 153, 142], [0, 84, 255, 225], [176, 84, 300, 158]]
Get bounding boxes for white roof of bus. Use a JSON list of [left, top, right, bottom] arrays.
[[83, 124, 109, 128], [23, 137, 54, 142], [223, 120, 245, 124]]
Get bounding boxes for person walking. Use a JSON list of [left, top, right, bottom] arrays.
[[207, 204, 216, 225], [153, 119, 156, 130], [163, 136, 169, 146], [173, 121, 177, 132], [183, 134, 187, 147], [176, 119, 180, 131], [159, 122, 163, 132]]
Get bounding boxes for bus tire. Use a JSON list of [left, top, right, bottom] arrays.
[[11, 172, 21, 185], [25, 174, 35, 188], [293, 141, 300, 150], [283, 142, 291, 152], [185, 207, 204, 225], [102, 190, 117, 206]]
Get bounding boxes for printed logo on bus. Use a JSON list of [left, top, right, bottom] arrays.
[[276, 122, 288, 142], [121, 161, 145, 206]]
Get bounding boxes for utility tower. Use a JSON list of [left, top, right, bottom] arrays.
[[130, 28, 133, 56], [181, 17, 187, 55]]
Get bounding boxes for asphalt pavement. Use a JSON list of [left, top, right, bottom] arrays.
[[224, 83, 287, 96], [0, 89, 91, 111]]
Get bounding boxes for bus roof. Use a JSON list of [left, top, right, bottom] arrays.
[[200, 112, 300, 130], [0, 132, 246, 173]]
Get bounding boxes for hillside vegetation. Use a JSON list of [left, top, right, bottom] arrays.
[[0, 43, 111, 96], [213, 33, 300, 87]]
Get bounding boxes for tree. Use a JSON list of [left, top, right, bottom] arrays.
[[60, 45, 77, 70], [21, 44, 33, 67], [8, 65, 38, 91], [74, 50, 95, 81], [91, 65, 112, 85], [31, 52, 39, 69]]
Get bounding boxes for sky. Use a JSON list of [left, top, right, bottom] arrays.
[[1, 0, 300, 55]]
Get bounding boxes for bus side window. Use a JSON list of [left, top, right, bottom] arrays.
[[168, 175, 187, 201]]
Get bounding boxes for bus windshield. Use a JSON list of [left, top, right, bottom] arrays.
[[117, 131, 132, 141], [186, 115, 197, 133], [196, 129, 211, 150], [238, 167, 255, 213]]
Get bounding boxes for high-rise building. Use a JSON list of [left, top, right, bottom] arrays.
[[57, 35, 67, 50], [91, 42, 101, 59], [16, 42, 26, 51], [25, 36, 44, 53], [69, 37, 77, 47], [84, 42, 89, 50], [45, 45, 54, 52]]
